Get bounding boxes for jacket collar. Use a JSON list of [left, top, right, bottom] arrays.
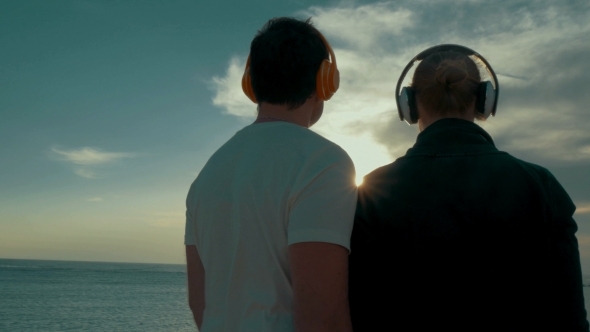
[[404, 118, 498, 157]]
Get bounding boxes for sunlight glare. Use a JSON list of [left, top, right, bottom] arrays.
[[324, 134, 393, 188], [356, 176, 364, 186]]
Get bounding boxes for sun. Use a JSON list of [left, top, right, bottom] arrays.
[[327, 134, 393, 188], [355, 176, 364, 186]]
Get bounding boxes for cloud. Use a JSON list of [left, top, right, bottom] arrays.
[[52, 147, 136, 165], [303, 3, 414, 49], [211, 57, 255, 118], [211, 0, 590, 178], [577, 234, 590, 248], [577, 204, 590, 215], [51, 146, 136, 178], [86, 197, 103, 202]]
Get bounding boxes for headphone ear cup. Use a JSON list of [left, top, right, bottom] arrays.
[[316, 59, 340, 101], [476, 81, 495, 119], [483, 81, 496, 118], [407, 88, 418, 124], [316, 61, 327, 101], [242, 66, 257, 103], [328, 65, 340, 98], [398, 87, 418, 124], [316, 60, 331, 101]]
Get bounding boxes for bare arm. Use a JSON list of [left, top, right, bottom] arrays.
[[186, 245, 205, 329], [289, 242, 353, 332]]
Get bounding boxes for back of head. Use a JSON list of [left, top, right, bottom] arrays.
[[250, 18, 328, 109], [411, 51, 481, 118]]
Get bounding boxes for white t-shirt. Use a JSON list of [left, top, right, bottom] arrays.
[[184, 121, 357, 332]]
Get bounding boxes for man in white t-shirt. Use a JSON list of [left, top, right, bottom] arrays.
[[184, 18, 357, 331]]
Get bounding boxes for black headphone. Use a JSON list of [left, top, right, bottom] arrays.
[[395, 44, 500, 125]]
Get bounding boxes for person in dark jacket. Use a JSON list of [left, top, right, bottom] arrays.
[[348, 45, 589, 331]]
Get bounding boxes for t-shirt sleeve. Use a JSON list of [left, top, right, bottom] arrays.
[[184, 184, 197, 246], [184, 209, 196, 246], [287, 147, 358, 251]]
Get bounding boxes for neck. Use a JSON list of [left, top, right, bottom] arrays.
[[418, 113, 474, 131], [255, 97, 321, 128], [417, 103, 476, 132]]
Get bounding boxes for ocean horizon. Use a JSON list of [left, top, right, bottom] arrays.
[[2, 258, 590, 331]]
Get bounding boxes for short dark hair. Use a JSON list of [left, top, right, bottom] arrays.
[[249, 17, 328, 109], [411, 51, 481, 117]]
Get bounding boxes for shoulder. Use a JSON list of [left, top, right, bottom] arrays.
[[295, 137, 355, 187], [359, 158, 403, 191], [242, 123, 347, 153], [501, 153, 557, 184], [492, 153, 575, 215], [249, 123, 354, 170], [517, 159, 574, 205], [287, 126, 354, 168], [301, 126, 350, 155], [309, 140, 355, 177]]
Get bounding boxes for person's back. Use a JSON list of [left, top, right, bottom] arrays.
[[350, 119, 585, 331], [184, 17, 357, 332], [187, 122, 353, 330], [349, 45, 588, 331]]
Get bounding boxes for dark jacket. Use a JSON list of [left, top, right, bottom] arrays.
[[349, 118, 588, 331]]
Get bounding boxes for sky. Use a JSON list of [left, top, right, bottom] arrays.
[[1, 0, 589, 268]]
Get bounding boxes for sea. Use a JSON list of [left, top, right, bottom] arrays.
[[2, 258, 590, 332], [0, 259, 195, 331]]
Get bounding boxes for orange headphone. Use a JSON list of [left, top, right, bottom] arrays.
[[241, 32, 340, 103]]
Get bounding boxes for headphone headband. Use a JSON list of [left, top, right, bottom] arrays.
[[395, 44, 500, 123], [317, 32, 337, 68]]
